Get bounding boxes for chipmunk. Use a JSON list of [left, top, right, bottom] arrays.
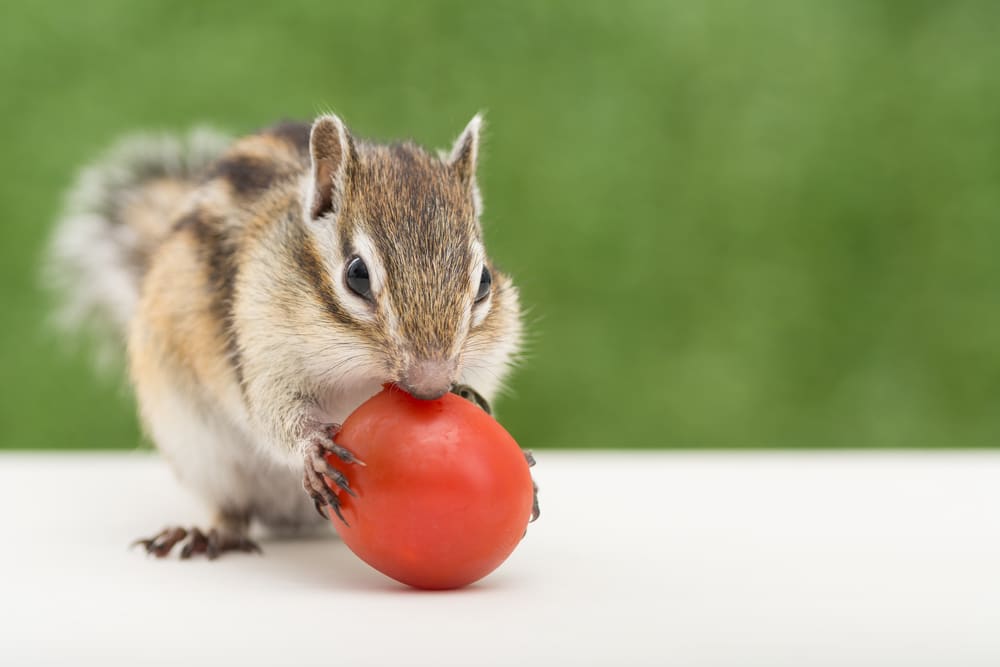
[[46, 113, 536, 558]]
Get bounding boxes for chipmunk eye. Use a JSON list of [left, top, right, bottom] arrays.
[[475, 266, 492, 303], [345, 256, 372, 301]]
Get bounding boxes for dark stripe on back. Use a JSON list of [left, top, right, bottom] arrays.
[[172, 211, 245, 387], [266, 121, 311, 154], [208, 154, 280, 196]]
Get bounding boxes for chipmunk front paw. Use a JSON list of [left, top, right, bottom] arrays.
[[524, 450, 540, 522], [450, 383, 492, 414], [301, 423, 365, 525]]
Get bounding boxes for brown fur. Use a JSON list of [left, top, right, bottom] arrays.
[[340, 141, 479, 359], [136, 118, 512, 398], [118, 114, 520, 538], [136, 125, 315, 390], [131, 224, 237, 407]]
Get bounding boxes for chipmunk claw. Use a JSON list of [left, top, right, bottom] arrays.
[[132, 526, 188, 557], [303, 424, 360, 525], [524, 450, 540, 522], [305, 468, 347, 525], [313, 498, 329, 520], [132, 525, 261, 559], [324, 424, 367, 466]]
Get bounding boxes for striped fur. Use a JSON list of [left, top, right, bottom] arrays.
[[48, 115, 522, 537], [45, 127, 231, 368]]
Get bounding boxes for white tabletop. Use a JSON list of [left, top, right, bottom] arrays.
[[1, 450, 998, 667]]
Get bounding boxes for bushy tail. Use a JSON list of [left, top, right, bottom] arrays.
[[44, 127, 231, 367]]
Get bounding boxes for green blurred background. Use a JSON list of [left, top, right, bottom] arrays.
[[2, 1, 999, 449]]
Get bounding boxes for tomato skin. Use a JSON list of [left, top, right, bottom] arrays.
[[326, 385, 534, 590]]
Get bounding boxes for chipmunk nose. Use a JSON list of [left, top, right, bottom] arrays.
[[401, 359, 457, 400]]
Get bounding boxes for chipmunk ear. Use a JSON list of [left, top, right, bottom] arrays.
[[448, 113, 483, 189], [448, 114, 484, 216], [308, 114, 353, 220]]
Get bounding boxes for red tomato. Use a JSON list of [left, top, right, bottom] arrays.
[[325, 385, 534, 590]]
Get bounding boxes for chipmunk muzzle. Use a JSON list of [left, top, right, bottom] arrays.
[[400, 358, 458, 400]]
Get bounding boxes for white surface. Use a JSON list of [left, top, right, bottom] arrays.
[[2, 450, 999, 667]]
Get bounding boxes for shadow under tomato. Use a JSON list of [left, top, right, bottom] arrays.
[[255, 533, 508, 594]]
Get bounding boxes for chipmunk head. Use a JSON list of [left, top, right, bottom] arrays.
[[302, 113, 520, 401]]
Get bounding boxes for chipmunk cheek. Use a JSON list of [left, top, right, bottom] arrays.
[[470, 294, 492, 328]]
